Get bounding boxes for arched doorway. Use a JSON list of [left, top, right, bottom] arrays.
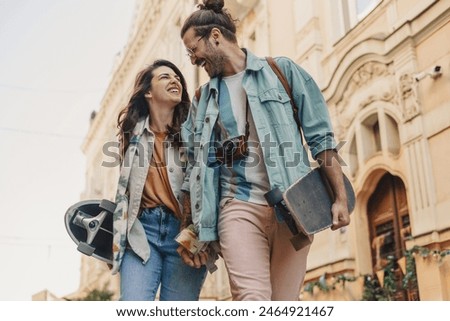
[[367, 172, 419, 300]]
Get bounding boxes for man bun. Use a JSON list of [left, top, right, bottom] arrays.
[[181, 0, 237, 42], [199, 0, 224, 13]]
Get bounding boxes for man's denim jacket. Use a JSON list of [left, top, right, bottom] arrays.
[[181, 49, 336, 242]]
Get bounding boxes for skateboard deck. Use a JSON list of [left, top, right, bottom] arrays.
[[265, 168, 355, 239], [284, 168, 355, 234], [64, 199, 116, 265]]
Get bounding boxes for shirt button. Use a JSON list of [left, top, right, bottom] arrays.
[[169, 167, 174, 172], [278, 94, 282, 100], [205, 117, 210, 123], [195, 203, 200, 210], [196, 175, 200, 181]]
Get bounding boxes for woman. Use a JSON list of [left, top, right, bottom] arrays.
[[114, 60, 206, 301]]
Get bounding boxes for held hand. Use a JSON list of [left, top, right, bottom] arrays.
[[176, 245, 208, 268], [331, 199, 350, 231]]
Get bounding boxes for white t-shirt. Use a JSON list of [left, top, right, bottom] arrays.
[[217, 71, 270, 205]]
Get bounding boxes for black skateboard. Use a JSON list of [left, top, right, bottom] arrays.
[[64, 199, 117, 265], [265, 168, 355, 250]]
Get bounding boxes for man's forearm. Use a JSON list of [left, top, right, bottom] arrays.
[[316, 149, 351, 229], [316, 149, 347, 202], [180, 191, 193, 230]]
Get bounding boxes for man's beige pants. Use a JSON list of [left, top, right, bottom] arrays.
[[218, 198, 310, 301]]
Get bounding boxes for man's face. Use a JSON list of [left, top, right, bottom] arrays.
[[182, 28, 225, 78]]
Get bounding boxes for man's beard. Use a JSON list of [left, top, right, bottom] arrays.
[[204, 43, 225, 78]]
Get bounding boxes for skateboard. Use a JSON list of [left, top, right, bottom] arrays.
[[64, 199, 117, 265], [265, 168, 355, 250]]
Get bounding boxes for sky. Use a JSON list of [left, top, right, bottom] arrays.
[[0, 0, 136, 300]]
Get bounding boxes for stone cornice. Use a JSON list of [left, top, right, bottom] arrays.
[[322, 1, 449, 102]]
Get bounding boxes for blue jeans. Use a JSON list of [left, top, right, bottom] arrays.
[[120, 206, 207, 301]]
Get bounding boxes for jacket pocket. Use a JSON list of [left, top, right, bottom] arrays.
[[258, 89, 294, 125]]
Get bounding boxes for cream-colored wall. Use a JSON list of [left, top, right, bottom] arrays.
[[429, 128, 450, 224], [71, 0, 450, 301], [294, 0, 450, 300]]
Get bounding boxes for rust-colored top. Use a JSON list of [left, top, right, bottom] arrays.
[[141, 131, 181, 218]]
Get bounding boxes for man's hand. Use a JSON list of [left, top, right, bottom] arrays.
[[175, 223, 208, 269], [177, 246, 208, 268], [331, 198, 350, 230]]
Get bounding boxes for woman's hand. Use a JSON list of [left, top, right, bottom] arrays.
[[177, 245, 208, 268]]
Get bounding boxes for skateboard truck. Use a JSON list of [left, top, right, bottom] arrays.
[[73, 210, 110, 256], [65, 199, 117, 261], [265, 188, 312, 251]]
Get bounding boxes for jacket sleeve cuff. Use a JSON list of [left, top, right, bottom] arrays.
[[198, 227, 219, 242], [311, 136, 337, 159]]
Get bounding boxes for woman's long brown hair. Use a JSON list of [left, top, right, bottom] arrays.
[[117, 60, 190, 157]]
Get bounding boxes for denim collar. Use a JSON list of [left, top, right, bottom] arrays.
[[207, 48, 264, 98]]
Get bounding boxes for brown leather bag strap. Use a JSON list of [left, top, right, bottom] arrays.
[[265, 56, 303, 139], [194, 86, 202, 101]]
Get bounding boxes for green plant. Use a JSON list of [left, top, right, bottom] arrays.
[[303, 273, 357, 295], [383, 255, 398, 300], [302, 245, 449, 300], [361, 274, 389, 301], [402, 249, 418, 290], [407, 245, 450, 263], [80, 287, 114, 301]]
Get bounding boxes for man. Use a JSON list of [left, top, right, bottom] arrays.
[[178, 0, 350, 301]]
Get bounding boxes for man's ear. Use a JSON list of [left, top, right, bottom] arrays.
[[210, 27, 222, 41]]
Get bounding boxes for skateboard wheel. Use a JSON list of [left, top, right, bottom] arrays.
[[264, 188, 283, 206], [77, 242, 95, 256], [99, 199, 117, 214]]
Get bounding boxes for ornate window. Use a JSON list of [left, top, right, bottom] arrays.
[[347, 110, 401, 177], [331, 0, 381, 40], [355, 0, 380, 20]]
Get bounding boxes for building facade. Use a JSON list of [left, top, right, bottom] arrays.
[[72, 0, 450, 300]]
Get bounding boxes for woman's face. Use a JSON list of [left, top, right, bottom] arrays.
[[147, 66, 183, 106]]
